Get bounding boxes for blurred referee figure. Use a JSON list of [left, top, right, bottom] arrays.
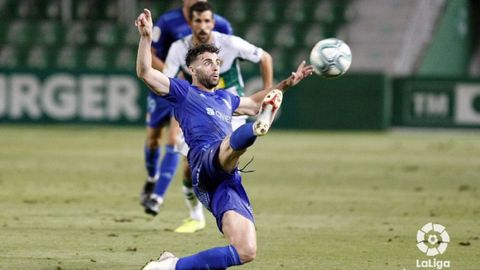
[[140, 0, 233, 233], [135, 8, 313, 269]]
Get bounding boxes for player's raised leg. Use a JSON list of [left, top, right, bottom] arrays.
[[253, 89, 283, 136], [218, 89, 283, 173]]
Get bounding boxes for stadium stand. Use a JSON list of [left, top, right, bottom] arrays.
[[0, 0, 352, 73], [339, 0, 446, 74]]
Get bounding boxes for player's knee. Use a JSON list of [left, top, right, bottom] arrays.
[[237, 242, 257, 263]]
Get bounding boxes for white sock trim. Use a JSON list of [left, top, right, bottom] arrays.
[[182, 186, 204, 221]]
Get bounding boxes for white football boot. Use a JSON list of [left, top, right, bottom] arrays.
[[253, 89, 283, 136], [141, 251, 179, 270]]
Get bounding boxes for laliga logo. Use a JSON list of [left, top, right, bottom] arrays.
[[416, 222, 450, 256], [416, 223, 451, 269]]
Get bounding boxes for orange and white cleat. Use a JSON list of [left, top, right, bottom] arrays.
[[253, 89, 283, 136]]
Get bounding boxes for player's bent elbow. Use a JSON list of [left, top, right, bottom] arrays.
[[136, 68, 144, 79], [137, 68, 158, 86], [136, 67, 148, 79]]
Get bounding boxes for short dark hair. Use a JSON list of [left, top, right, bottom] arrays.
[[185, 44, 220, 67], [189, 1, 213, 20]]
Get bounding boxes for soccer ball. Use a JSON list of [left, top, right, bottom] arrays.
[[309, 38, 352, 78]]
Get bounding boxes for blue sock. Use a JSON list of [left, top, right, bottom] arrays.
[[145, 146, 160, 179], [154, 145, 180, 197], [229, 122, 257, 151], [175, 245, 241, 270]]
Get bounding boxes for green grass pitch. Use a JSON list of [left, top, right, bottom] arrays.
[[0, 125, 479, 269]]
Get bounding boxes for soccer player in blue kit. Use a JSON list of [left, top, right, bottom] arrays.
[[136, 8, 314, 270], [160, 1, 273, 233], [141, 0, 233, 233]]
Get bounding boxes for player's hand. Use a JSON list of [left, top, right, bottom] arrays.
[[135, 9, 153, 37], [284, 61, 314, 88]]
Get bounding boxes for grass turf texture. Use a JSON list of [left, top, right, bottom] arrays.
[[0, 125, 479, 269]]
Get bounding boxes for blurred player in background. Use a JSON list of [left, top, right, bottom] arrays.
[[147, 1, 273, 233], [135, 9, 313, 269], [140, 0, 233, 233]]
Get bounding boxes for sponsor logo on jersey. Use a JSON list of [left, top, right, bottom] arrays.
[[206, 107, 231, 123]]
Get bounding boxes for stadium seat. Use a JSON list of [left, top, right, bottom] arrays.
[[82, 46, 111, 70], [64, 22, 90, 45], [35, 20, 64, 46], [55, 45, 82, 69], [313, 0, 334, 24], [74, 0, 120, 20], [15, 0, 40, 19], [44, 0, 61, 20], [283, 1, 307, 23], [123, 25, 139, 47], [224, 1, 249, 24], [243, 23, 267, 49], [0, 45, 23, 68], [74, 0, 95, 20], [94, 22, 120, 47], [303, 24, 326, 48], [113, 46, 136, 71], [6, 20, 33, 46], [103, 0, 120, 20], [26, 45, 51, 69], [272, 23, 296, 49], [253, 0, 278, 24]]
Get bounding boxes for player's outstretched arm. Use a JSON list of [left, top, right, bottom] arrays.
[[135, 9, 170, 96], [236, 61, 314, 116]]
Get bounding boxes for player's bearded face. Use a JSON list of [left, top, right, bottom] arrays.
[[197, 71, 218, 89], [191, 11, 214, 44], [194, 53, 220, 89]]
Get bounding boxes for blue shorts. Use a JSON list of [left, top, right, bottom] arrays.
[[146, 93, 173, 128], [190, 141, 254, 232]]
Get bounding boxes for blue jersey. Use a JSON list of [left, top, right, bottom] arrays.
[[164, 78, 240, 156], [151, 8, 233, 61]]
